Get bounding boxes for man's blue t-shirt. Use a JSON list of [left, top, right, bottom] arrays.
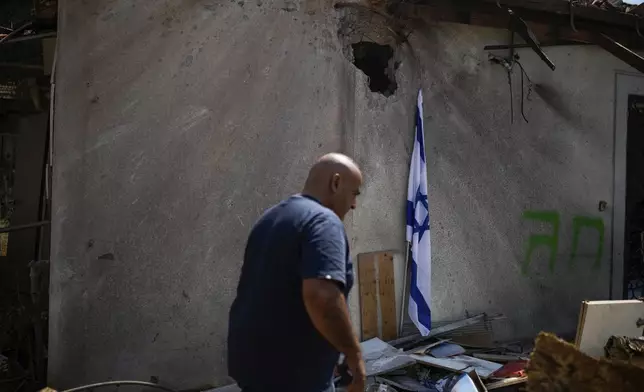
[[228, 195, 354, 392]]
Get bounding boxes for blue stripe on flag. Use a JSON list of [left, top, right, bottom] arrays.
[[415, 106, 425, 162], [410, 256, 432, 331], [406, 200, 414, 227]]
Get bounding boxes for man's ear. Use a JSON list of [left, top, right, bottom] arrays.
[[330, 173, 341, 193]]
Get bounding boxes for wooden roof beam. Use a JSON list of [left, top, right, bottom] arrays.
[[396, 2, 644, 49], [594, 33, 644, 74], [412, 0, 644, 31]]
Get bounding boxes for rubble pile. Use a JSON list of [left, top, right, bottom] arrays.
[[333, 300, 644, 392]]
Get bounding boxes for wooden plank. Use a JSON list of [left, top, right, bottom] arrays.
[[378, 252, 397, 341], [574, 301, 588, 348], [358, 252, 378, 340], [575, 300, 644, 358], [594, 33, 644, 74]]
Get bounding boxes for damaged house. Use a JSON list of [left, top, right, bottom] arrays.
[[37, 0, 644, 389]]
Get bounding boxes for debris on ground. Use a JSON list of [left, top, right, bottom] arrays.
[[334, 313, 533, 391], [54, 299, 644, 392], [527, 332, 644, 392], [604, 335, 644, 368], [362, 337, 416, 377], [331, 299, 644, 391]]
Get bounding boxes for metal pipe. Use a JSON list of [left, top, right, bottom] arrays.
[[0, 221, 50, 234], [0, 62, 44, 70], [398, 242, 410, 336], [484, 41, 591, 50], [0, 22, 33, 45], [61, 381, 178, 392], [2, 32, 56, 44]]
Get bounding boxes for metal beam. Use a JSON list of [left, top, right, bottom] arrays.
[[420, 0, 643, 31], [389, 313, 489, 348], [2, 32, 56, 44], [507, 8, 556, 70], [0, 21, 33, 46], [594, 33, 644, 74], [0, 62, 44, 70], [0, 221, 50, 234], [400, 2, 644, 49], [483, 40, 592, 50]]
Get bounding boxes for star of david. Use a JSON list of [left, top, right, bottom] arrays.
[[413, 186, 430, 241]]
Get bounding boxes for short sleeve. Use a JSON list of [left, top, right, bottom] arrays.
[[301, 213, 347, 287]]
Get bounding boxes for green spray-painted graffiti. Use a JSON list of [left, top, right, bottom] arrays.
[[522, 210, 604, 274], [523, 211, 560, 273]]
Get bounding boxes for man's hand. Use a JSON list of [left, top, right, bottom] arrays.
[[346, 353, 366, 392], [302, 278, 363, 388]]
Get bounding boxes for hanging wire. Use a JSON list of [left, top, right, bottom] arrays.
[[508, 70, 514, 124], [489, 53, 533, 124], [520, 63, 527, 123], [515, 59, 533, 123]]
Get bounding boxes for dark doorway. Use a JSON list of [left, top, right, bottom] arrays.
[[624, 94, 644, 299], [0, 1, 57, 390]]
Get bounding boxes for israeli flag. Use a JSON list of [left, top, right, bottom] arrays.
[[406, 90, 432, 336]]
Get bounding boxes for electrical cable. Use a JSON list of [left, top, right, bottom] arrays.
[[515, 60, 533, 123], [508, 70, 513, 124], [520, 66, 528, 123], [61, 381, 178, 392]]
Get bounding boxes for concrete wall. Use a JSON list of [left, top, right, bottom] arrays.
[[50, 0, 635, 389]]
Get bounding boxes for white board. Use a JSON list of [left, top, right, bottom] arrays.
[[361, 338, 416, 376], [411, 354, 503, 379], [575, 300, 644, 358]]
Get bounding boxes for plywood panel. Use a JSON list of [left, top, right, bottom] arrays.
[[358, 253, 378, 340], [378, 252, 397, 340], [575, 300, 644, 358]]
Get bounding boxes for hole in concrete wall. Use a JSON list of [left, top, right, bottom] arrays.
[[351, 41, 397, 97]]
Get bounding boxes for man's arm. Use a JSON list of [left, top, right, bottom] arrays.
[[300, 213, 365, 391], [302, 278, 365, 392], [302, 278, 360, 358]]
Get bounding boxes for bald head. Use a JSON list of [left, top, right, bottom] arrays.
[[303, 153, 363, 220]]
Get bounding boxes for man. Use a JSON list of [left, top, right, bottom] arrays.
[[228, 153, 366, 392]]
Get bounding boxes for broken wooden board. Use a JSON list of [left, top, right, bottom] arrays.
[[358, 252, 378, 340], [529, 332, 644, 392], [575, 300, 644, 358], [378, 252, 397, 341], [411, 354, 503, 379], [357, 251, 397, 341]]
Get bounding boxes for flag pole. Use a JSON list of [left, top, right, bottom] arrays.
[[398, 241, 410, 336]]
